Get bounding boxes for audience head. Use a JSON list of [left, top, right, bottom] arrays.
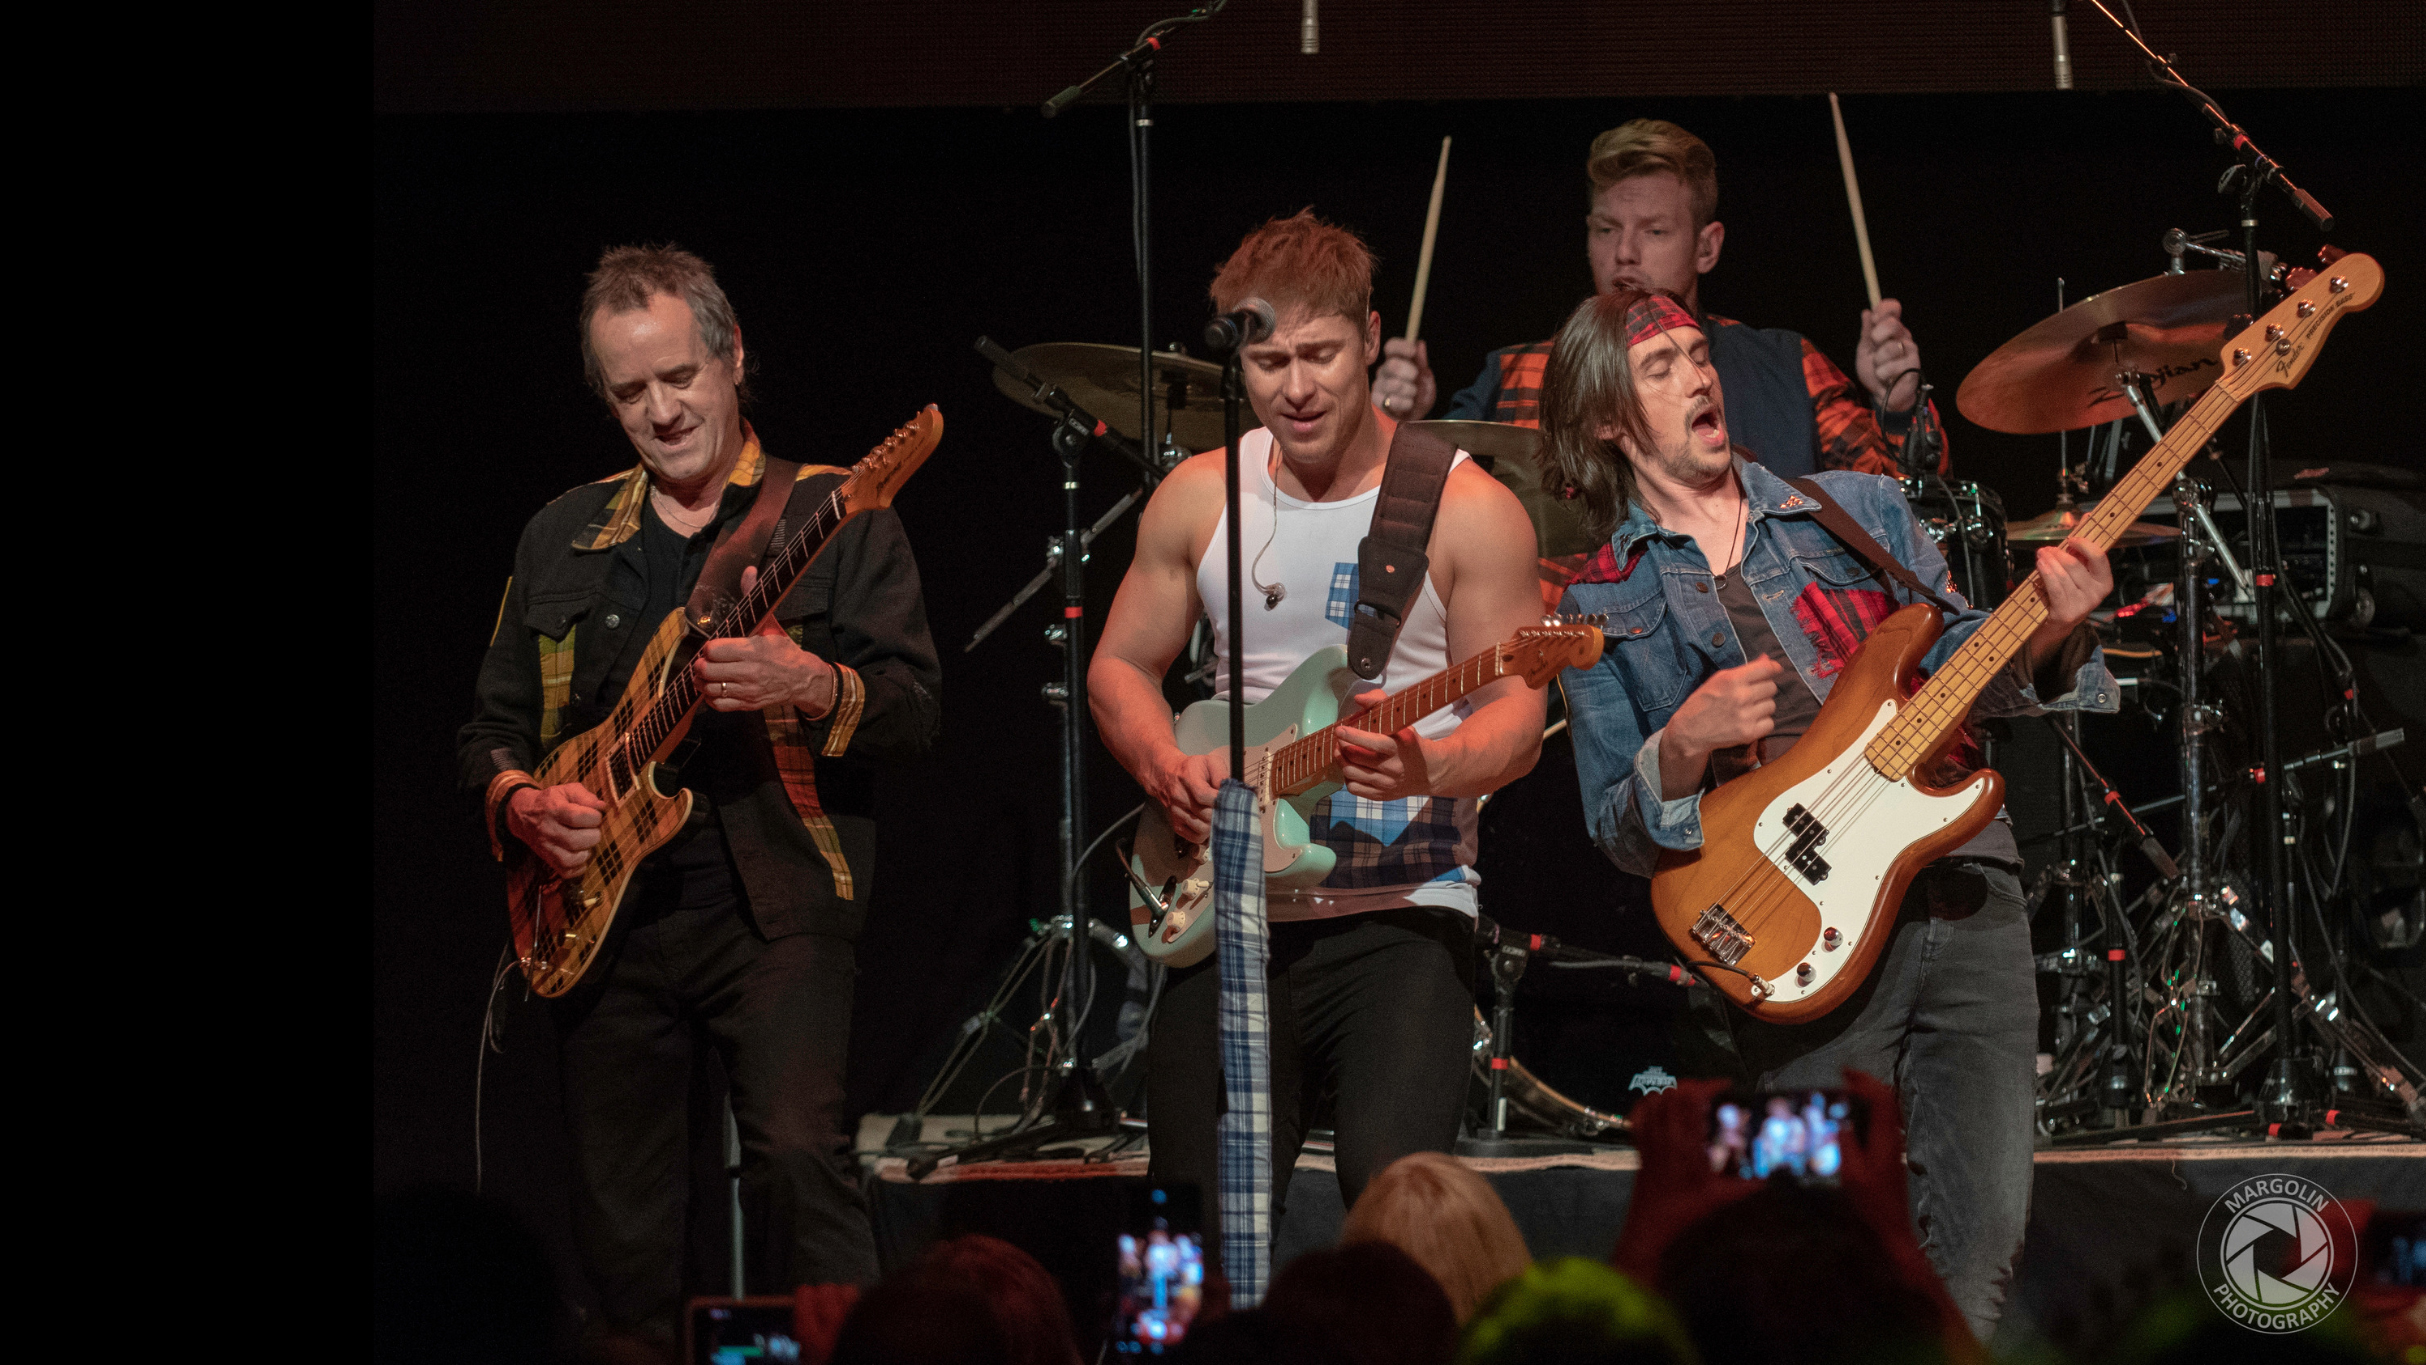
[[1342, 1151, 1534, 1323], [830, 1262, 1010, 1365], [914, 1235, 1081, 1365], [1657, 1179, 1943, 1363], [1457, 1258, 1696, 1365], [1263, 1241, 1458, 1365]]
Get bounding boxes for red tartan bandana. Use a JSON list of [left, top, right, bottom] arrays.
[[1622, 293, 1698, 348]]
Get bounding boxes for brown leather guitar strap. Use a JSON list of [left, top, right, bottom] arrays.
[[684, 456, 803, 636], [1781, 475, 1964, 616], [1347, 422, 1460, 680]]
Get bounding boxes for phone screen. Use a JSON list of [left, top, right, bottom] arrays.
[[688, 1299, 801, 1365], [1706, 1089, 1863, 1183], [1111, 1184, 1206, 1355], [2363, 1210, 2426, 1288]]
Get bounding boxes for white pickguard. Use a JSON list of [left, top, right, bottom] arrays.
[[1748, 698, 1992, 1007]]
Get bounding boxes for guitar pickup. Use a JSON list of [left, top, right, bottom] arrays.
[[1692, 904, 1754, 965], [1783, 803, 1832, 883]]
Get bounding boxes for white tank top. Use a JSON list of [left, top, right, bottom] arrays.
[[1194, 428, 1480, 921]]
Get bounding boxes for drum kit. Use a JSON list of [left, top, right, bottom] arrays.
[[896, 235, 2421, 1161]]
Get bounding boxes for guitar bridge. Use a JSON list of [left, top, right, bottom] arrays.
[[1692, 904, 1754, 965], [1783, 802, 1832, 884]]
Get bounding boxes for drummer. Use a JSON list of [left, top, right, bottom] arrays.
[[1373, 118, 1949, 480]]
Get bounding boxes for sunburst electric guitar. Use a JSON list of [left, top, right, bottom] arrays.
[[1126, 619, 1606, 968], [1654, 256, 2383, 1022], [505, 407, 943, 997]]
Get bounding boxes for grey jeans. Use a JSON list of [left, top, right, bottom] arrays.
[[1711, 861, 2037, 1343]]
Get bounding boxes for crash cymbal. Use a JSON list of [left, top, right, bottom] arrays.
[[2007, 502, 2181, 548], [1956, 271, 2254, 435], [991, 343, 1229, 451], [1406, 420, 1601, 558]]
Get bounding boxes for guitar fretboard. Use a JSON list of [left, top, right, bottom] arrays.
[[615, 485, 851, 772], [1865, 380, 2237, 780], [1265, 644, 1513, 797]]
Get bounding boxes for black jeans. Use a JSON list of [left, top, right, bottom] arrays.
[[550, 875, 878, 1341], [1711, 860, 2037, 1343], [1148, 906, 1475, 1266]]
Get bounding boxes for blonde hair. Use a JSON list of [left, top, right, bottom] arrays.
[[1340, 1152, 1532, 1323], [1587, 119, 1719, 228]]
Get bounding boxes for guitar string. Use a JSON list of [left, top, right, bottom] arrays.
[[1690, 382, 2232, 962]]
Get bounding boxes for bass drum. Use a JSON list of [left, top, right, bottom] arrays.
[[1902, 476, 2010, 607]]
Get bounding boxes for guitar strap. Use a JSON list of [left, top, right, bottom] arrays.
[[1781, 476, 1965, 616], [1346, 421, 1460, 680], [683, 456, 804, 636]]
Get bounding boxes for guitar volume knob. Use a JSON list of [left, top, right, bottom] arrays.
[[1822, 928, 1842, 951]]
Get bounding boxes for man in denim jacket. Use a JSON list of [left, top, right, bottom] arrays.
[[1540, 288, 2117, 1341]]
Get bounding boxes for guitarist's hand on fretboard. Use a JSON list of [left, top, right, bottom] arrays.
[[1336, 688, 1435, 803], [507, 782, 608, 879], [2022, 539, 2113, 673], [693, 565, 840, 716]]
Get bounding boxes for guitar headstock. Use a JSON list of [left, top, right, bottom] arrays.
[[2217, 253, 2383, 400], [838, 405, 945, 515], [1507, 615, 1607, 685]]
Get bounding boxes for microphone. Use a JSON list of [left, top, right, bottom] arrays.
[[1203, 297, 1276, 354], [2051, 0, 2073, 89]]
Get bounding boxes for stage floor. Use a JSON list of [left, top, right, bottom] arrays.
[[858, 1116, 2426, 1357]]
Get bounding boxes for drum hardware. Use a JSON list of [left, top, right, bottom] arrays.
[[1458, 914, 1687, 1153]]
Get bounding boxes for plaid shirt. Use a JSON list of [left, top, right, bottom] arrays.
[[1444, 314, 1950, 478]]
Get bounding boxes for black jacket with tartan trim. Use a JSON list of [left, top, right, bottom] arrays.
[[457, 456, 941, 943]]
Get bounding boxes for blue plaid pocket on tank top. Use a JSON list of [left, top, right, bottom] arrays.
[[1311, 792, 1471, 887]]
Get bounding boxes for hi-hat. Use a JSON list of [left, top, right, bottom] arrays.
[[992, 343, 1229, 451], [1957, 271, 2254, 434], [2007, 502, 2181, 548], [1406, 420, 1600, 558]]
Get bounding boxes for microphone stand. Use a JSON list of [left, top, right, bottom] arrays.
[[2083, 0, 2336, 1130]]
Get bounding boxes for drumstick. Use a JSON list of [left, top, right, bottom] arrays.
[[1405, 136, 1451, 342], [1828, 94, 1882, 309]]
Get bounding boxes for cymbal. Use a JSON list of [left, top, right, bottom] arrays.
[[991, 343, 1229, 452], [1956, 271, 2253, 435], [1406, 420, 1602, 558], [2007, 502, 2181, 548]]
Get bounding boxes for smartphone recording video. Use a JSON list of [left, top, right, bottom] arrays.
[[1706, 1089, 1866, 1183], [1111, 1183, 1205, 1355]]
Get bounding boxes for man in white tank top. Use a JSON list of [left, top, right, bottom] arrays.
[[1089, 211, 1547, 1258]]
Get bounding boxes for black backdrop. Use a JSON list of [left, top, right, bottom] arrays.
[[373, 87, 2423, 1278]]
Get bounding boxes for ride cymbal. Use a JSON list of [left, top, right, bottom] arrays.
[[1957, 271, 2255, 435], [2007, 502, 2180, 548], [1405, 420, 1600, 558]]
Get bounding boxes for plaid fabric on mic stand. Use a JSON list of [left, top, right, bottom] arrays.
[[1211, 778, 1272, 1307]]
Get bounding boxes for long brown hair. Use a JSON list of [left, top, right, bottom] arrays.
[[1537, 287, 1681, 543]]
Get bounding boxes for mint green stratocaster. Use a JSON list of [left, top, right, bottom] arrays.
[[1123, 619, 1605, 967]]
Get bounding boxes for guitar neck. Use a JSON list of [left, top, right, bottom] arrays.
[[621, 485, 851, 764], [1270, 642, 1511, 797], [1868, 382, 2235, 779]]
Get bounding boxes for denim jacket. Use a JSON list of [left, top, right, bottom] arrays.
[[1559, 457, 2118, 878]]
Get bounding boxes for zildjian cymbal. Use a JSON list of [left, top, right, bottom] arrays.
[[2006, 502, 2180, 548], [1956, 270, 2255, 435], [991, 343, 1229, 451]]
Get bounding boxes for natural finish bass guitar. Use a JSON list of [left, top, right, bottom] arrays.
[[506, 407, 943, 997], [1126, 619, 1606, 968], [1651, 257, 2383, 1022]]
